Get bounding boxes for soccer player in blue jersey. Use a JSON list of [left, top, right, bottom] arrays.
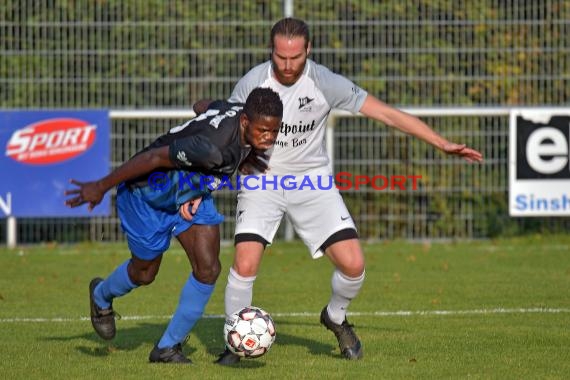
[[64, 87, 282, 364], [212, 18, 483, 364]]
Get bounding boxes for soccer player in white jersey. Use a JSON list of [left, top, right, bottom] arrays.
[[214, 17, 483, 364]]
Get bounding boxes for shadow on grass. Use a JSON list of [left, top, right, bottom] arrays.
[[39, 317, 338, 363], [41, 321, 182, 358]]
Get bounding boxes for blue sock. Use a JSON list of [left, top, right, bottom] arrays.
[[94, 260, 138, 309], [157, 273, 215, 349]]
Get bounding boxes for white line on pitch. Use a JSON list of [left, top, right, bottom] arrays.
[[1, 307, 569, 323]]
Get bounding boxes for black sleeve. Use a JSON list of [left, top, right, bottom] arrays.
[[169, 134, 223, 170], [207, 100, 227, 110]]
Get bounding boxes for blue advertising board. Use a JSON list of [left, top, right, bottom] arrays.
[[0, 110, 111, 217]]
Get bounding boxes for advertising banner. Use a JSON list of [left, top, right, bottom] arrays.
[[509, 109, 570, 216], [0, 110, 110, 217]]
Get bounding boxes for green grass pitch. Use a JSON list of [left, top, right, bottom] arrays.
[[1, 235, 569, 379]]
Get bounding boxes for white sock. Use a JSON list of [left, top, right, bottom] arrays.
[[224, 267, 256, 317], [327, 269, 365, 325]]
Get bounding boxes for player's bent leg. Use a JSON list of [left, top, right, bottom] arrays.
[[225, 239, 265, 310], [324, 238, 365, 278], [225, 267, 256, 316], [320, 306, 363, 360], [128, 255, 163, 285], [321, 236, 365, 359], [89, 258, 147, 340], [154, 273, 214, 362], [232, 238, 267, 277], [216, 238, 266, 366], [150, 226, 219, 364], [177, 224, 221, 284], [324, 237, 365, 322], [89, 277, 118, 340]]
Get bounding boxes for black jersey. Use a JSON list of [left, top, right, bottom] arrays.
[[129, 101, 251, 212], [144, 100, 250, 175]]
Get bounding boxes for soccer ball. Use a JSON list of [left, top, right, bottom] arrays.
[[223, 306, 276, 358]]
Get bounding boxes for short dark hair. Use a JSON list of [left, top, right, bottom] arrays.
[[244, 87, 283, 121], [270, 17, 310, 49]]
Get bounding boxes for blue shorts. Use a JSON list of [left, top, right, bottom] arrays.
[[116, 184, 224, 260]]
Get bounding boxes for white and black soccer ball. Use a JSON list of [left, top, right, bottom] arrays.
[[223, 306, 276, 358]]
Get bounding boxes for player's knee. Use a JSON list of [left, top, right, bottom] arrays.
[[338, 255, 365, 278], [233, 260, 258, 277], [130, 269, 158, 286], [339, 266, 365, 278], [128, 257, 161, 286], [194, 260, 221, 285]]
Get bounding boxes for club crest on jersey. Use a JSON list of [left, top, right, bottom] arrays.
[[298, 96, 314, 111]]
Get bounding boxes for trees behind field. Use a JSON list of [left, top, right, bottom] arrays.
[[2, 0, 569, 240], [1, 1, 567, 108]]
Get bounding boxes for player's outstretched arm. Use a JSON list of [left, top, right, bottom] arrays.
[[359, 95, 483, 163], [440, 142, 483, 163], [64, 146, 174, 210]]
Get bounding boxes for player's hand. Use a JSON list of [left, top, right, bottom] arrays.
[[179, 197, 202, 221], [442, 142, 483, 163], [192, 99, 213, 116], [239, 150, 270, 174], [64, 179, 105, 211]]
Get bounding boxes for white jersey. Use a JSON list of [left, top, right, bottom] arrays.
[[229, 60, 367, 174]]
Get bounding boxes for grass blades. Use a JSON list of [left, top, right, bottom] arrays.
[[1, 235, 569, 379]]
